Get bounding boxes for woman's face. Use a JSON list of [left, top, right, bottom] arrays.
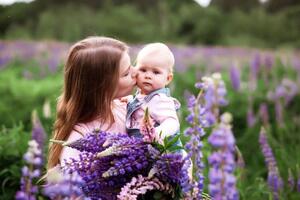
[[115, 52, 136, 98]]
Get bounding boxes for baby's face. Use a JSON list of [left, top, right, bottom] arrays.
[[136, 58, 172, 95]]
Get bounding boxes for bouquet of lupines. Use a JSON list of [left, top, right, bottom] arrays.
[[54, 108, 187, 200]]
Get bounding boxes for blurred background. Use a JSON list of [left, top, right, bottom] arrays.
[[1, 0, 300, 47], [0, 0, 300, 199]]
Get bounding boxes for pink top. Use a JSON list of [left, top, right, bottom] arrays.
[[60, 99, 127, 166], [126, 92, 180, 139]]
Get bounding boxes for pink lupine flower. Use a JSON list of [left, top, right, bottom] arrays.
[[140, 108, 157, 143]]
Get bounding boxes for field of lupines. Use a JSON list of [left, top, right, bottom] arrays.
[[0, 40, 300, 199]]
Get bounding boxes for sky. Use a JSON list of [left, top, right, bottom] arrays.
[[193, 0, 269, 7], [194, 0, 211, 7], [0, 0, 34, 6]]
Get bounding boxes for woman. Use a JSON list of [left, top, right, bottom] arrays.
[[47, 36, 136, 169]]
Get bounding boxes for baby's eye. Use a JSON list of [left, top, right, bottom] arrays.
[[154, 71, 160, 74], [139, 68, 146, 72]]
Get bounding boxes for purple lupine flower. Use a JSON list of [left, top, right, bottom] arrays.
[[248, 53, 261, 92], [149, 153, 184, 185], [267, 172, 283, 200], [203, 73, 228, 113], [288, 169, 295, 190], [31, 111, 46, 149], [208, 113, 239, 200], [264, 54, 274, 70], [43, 166, 88, 199], [281, 78, 298, 105], [47, 55, 61, 73], [262, 54, 274, 86], [268, 78, 298, 106], [259, 127, 283, 200], [275, 100, 284, 127], [250, 53, 261, 80], [15, 140, 43, 200], [292, 58, 300, 72], [60, 130, 127, 153], [259, 128, 278, 170], [197, 74, 228, 127], [259, 103, 269, 126], [297, 172, 300, 192], [117, 175, 175, 200], [0, 55, 11, 69], [229, 64, 241, 91], [180, 158, 193, 194], [274, 85, 286, 99], [184, 73, 229, 199], [183, 94, 206, 199], [266, 79, 298, 127], [247, 105, 256, 127]]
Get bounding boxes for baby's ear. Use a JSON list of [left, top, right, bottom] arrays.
[[166, 73, 173, 85]]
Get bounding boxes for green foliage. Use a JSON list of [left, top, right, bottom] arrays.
[[0, 123, 30, 199], [220, 8, 297, 48], [2, 3, 300, 48], [0, 60, 61, 130], [175, 5, 224, 44], [35, 4, 90, 41], [95, 5, 161, 42], [5, 4, 162, 43]]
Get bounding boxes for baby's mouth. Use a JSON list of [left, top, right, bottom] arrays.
[[142, 82, 152, 87]]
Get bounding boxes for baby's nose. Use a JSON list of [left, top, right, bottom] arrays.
[[145, 72, 151, 78]]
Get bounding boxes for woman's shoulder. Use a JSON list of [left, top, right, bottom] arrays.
[[60, 128, 83, 166], [72, 123, 94, 136]]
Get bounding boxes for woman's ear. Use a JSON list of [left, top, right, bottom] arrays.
[[166, 73, 173, 85]]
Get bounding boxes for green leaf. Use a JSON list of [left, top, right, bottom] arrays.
[[167, 145, 184, 153], [163, 133, 168, 147], [165, 134, 181, 149], [152, 142, 165, 153]]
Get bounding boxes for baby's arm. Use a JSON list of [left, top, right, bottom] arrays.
[[147, 94, 180, 140]]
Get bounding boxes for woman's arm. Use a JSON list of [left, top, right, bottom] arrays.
[[59, 130, 83, 166]]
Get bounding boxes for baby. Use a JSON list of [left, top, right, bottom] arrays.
[[125, 43, 180, 142]]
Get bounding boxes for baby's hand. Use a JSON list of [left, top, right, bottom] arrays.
[[120, 95, 134, 103], [120, 97, 129, 103]]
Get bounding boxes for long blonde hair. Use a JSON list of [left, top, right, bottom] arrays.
[[47, 36, 128, 169]]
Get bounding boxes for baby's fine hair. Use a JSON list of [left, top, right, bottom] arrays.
[[136, 43, 175, 72]]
